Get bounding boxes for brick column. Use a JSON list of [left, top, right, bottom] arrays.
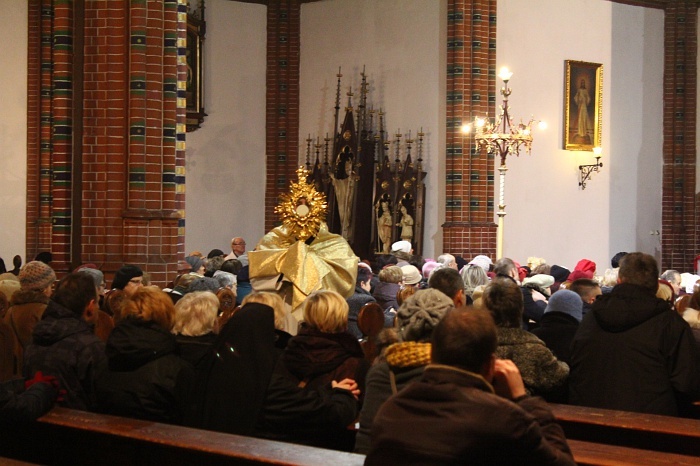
[[27, 0, 186, 285], [442, 0, 497, 258], [265, 0, 301, 231], [661, 3, 698, 271]]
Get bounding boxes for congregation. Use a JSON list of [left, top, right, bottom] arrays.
[[0, 240, 698, 464]]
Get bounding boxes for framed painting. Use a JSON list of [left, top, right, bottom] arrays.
[[186, 12, 206, 131], [564, 60, 602, 151]]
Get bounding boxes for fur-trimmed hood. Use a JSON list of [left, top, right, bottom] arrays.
[[10, 289, 50, 306]]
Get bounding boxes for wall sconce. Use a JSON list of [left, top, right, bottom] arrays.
[[578, 147, 603, 190]]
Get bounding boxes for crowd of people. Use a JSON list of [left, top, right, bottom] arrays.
[[1, 239, 699, 464]]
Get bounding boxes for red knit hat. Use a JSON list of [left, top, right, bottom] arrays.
[[574, 259, 596, 275]]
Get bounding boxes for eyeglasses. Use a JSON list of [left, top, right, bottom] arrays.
[[233, 242, 246, 246]]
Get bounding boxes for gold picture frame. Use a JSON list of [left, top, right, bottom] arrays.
[[186, 12, 206, 132], [564, 60, 602, 151]]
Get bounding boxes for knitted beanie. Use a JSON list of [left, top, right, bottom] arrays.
[[19, 261, 56, 291], [549, 265, 570, 283], [545, 289, 583, 322], [77, 267, 105, 288], [397, 288, 454, 342], [112, 265, 143, 290], [188, 277, 221, 293], [574, 259, 596, 275], [185, 255, 204, 273]]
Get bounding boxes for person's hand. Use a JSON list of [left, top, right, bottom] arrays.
[[531, 290, 547, 303], [492, 359, 527, 400], [332, 378, 360, 400]]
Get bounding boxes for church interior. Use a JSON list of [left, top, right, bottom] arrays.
[[1, 0, 694, 282], [0, 1, 700, 464]]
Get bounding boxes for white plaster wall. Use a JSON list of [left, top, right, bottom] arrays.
[[299, 0, 446, 260], [610, 4, 663, 265], [184, 0, 268, 255], [0, 1, 28, 264], [497, 0, 663, 272]]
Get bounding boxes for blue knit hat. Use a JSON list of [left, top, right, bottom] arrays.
[[544, 289, 583, 322]]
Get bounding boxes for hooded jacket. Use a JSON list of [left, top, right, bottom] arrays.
[[355, 341, 430, 454], [365, 365, 575, 465], [570, 283, 700, 416], [3, 289, 50, 378], [281, 324, 367, 391], [95, 318, 194, 423], [23, 300, 105, 411], [372, 282, 400, 327]]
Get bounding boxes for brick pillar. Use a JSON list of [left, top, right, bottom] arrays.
[[661, 3, 698, 271], [265, 0, 301, 232], [27, 0, 186, 285], [442, 0, 497, 258]]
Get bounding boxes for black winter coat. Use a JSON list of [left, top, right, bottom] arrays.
[[570, 283, 700, 416], [346, 286, 376, 339], [95, 318, 195, 423], [24, 300, 106, 411], [531, 312, 579, 366]]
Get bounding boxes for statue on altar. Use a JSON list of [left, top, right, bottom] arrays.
[[376, 198, 393, 254], [331, 146, 356, 239], [397, 204, 414, 242], [248, 167, 358, 320]]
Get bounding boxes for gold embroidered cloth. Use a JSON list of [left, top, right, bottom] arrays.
[[248, 223, 358, 311]]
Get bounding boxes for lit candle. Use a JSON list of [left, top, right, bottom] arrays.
[[593, 146, 602, 156], [499, 67, 513, 82]]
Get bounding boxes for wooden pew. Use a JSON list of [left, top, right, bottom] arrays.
[[0, 407, 366, 466], [1, 407, 698, 465], [568, 439, 699, 466], [551, 403, 700, 456]]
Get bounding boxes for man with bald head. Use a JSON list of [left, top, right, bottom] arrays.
[[225, 237, 248, 266]]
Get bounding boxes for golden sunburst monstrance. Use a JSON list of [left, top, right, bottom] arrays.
[[275, 167, 328, 241]]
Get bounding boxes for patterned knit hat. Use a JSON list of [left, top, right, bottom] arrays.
[[397, 288, 454, 342], [19, 261, 56, 292]]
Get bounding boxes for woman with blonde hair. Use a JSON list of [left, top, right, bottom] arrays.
[[172, 291, 219, 368], [258, 289, 367, 450], [96, 287, 194, 423], [461, 264, 489, 299]]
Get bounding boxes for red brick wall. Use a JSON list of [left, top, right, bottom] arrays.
[[442, 0, 498, 258], [265, 0, 301, 232], [661, 3, 698, 271], [26, 0, 186, 286]]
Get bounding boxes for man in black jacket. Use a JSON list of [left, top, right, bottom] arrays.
[[569, 252, 700, 416], [366, 308, 575, 465], [24, 273, 106, 411]]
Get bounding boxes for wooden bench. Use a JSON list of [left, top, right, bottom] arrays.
[[0, 407, 366, 465], [568, 439, 699, 466], [551, 403, 700, 456], [1, 407, 698, 465]]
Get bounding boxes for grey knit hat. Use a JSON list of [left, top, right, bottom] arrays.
[[397, 288, 454, 342], [545, 289, 583, 322], [19, 261, 56, 292]]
